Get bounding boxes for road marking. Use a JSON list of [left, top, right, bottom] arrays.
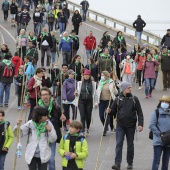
[[4, 96, 17, 113], [0, 31, 5, 44]]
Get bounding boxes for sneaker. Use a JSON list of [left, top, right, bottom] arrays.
[[112, 164, 121, 170], [18, 106, 21, 110], [86, 129, 90, 136], [138, 86, 142, 90], [149, 94, 152, 97], [145, 96, 149, 99], [4, 104, 8, 107], [0, 104, 3, 107], [103, 131, 107, 136], [127, 164, 133, 169], [27, 103, 30, 108], [111, 128, 116, 133]]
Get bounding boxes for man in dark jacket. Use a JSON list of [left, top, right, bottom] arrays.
[[161, 29, 170, 50], [133, 15, 146, 45], [37, 27, 53, 67], [2, 0, 10, 21], [38, 87, 66, 170], [15, 7, 22, 35], [10, 1, 17, 27], [80, 0, 89, 22], [0, 54, 15, 107], [107, 82, 144, 170], [20, 7, 31, 30]]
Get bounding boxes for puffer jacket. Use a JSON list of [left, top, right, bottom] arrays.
[[11, 56, 24, 76]]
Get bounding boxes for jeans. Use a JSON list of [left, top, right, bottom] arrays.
[[136, 31, 142, 45], [62, 51, 72, 65], [28, 157, 47, 170], [122, 74, 132, 85], [115, 124, 136, 165], [42, 20, 46, 28], [41, 45, 51, 67], [154, 71, 158, 87], [0, 152, 7, 170], [86, 50, 94, 60], [51, 52, 56, 63], [3, 11, 8, 20], [152, 145, 170, 170], [17, 23, 21, 35], [34, 22, 41, 36], [145, 78, 155, 96], [82, 10, 87, 21], [48, 22, 54, 32], [58, 22, 65, 34], [48, 142, 56, 170], [99, 100, 110, 132], [0, 83, 11, 105]]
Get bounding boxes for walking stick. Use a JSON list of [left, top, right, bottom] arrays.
[[60, 71, 64, 137], [74, 66, 77, 120]]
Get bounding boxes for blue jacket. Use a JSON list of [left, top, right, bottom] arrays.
[[149, 108, 170, 146], [59, 37, 72, 52], [25, 62, 34, 80]]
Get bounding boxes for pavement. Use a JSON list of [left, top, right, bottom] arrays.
[[0, 6, 169, 170]]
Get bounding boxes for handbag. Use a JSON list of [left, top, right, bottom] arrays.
[[160, 130, 170, 146]]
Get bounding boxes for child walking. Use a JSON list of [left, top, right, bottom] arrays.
[[0, 110, 14, 170], [58, 121, 89, 170]]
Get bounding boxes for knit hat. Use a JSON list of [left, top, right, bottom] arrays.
[[159, 95, 170, 103], [120, 82, 131, 92], [84, 69, 91, 75], [67, 69, 75, 75], [102, 71, 110, 79]]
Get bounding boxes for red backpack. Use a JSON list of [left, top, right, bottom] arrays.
[[3, 65, 13, 78]]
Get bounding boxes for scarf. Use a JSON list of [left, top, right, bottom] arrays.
[[41, 32, 49, 38], [20, 35, 27, 38], [153, 54, 158, 60], [118, 35, 123, 42], [38, 99, 53, 117], [28, 36, 36, 41], [0, 119, 5, 125], [33, 121, 47, 139], [99, 79, 110, 90], [63, 37, 70, 43], [75, 61, 79, 66], [162, 52, 168, 56], [17, 74, 23, 80], [34, 75, 42, 87], [26, 48, 34, 55], [2, 59, 11, 66]]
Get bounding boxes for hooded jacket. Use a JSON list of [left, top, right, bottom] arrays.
[[83, 36, 96, 50], [161, 53, 170, 71], [20, 11, 31, 24], [133, 18, 146, 32], [10, 3, 17, 14], [11, 56, 24, 76], [161, 34, 170, 48], [72, 13, 82, 25]]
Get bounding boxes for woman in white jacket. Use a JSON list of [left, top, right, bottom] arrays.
[[96, 71, 117, 136], [14, 106, 57, 170], [120, 55, 136, 85]]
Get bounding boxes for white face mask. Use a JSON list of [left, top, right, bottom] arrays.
[[101, 76, 105, 81], [161, 102, 169, 109], [126, 56, 130, 59]]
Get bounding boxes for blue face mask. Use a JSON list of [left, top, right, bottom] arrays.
[[161, 102, 169, 109], [100, 76, 105, 81]]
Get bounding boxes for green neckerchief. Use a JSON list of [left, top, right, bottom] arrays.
[[38, 99, 53, 117], [2, 59, 11, 66], [69, 132, 79, 137], [17, 74, 23, 80], [105, 35, 110, 39], [41, 32, 49, 38], [32, 121, 47, 139], [75, 61, 79, 66], [153, 54, 158, 60], [162, 52, 168, 56], [48, 12, 54, 16], [26, 48, 34, 55], [138, 52, 145, 57], [99, 79, 110, 91], [63, 37, 70, 43], [0, 119, 5, 125], [69, 34, 78, 41], [25, 62, 29, 67], [20, 35, 27, 38], [52, 35, 59, 44], [28, 36, 36, 41], [100, 53, 111, 59], [118, 35, 123, 42]]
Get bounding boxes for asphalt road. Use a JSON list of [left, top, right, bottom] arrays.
[[0, 6, 169, 170]]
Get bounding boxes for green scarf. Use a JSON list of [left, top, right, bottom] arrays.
[[20, 35, 27, 38], [75, 62, 79, 66], [41, 32, 49, 38], [162, 52, 168, 56], [17, 74, 23, 80], [0, 119, 5, 125], [2, 59, 11, 66], [118, 35, 123, 42], [99, 79, 110, 90], [63, 37, 70, 43], [38, 99, 53, 117], [33, 121, 47, 139], [28, 36, 36, 41], [70, 133, 79, 137], [26, 48, 34, 55], [105, 35, 110, 39], [153, 54, 158, 60]]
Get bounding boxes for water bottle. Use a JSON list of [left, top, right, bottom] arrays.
[[16, 143, 22, 158]]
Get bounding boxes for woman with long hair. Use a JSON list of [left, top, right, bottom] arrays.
[[72, 10, 82, 35], [0, 44, 12, 62]]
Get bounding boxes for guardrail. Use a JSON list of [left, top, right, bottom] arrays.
[[67, 0, 161, 47]]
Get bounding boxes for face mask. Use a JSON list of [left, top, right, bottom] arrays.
[[161, 102, 169, 109], [126, 93, 131, 97], [101, 76, 105, 81]]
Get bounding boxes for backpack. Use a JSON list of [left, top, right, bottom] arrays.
[[63, 133, 84, 145], [149, 109, 159, 140], [3, 65, 13, 78]]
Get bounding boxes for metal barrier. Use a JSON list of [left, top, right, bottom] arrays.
[[67, 0, 161, 47]]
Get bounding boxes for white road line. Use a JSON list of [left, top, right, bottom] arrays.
[[0, 31, 5, 44]]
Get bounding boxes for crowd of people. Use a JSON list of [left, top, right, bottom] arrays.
[[0, 0, 170, 170]]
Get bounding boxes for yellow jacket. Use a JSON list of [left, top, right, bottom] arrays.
[[53, 9, 60, 19], [3, 125, 14, 149]]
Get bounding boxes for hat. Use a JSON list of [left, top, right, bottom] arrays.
[[102, 71, 110, 79], [159, 96, 170, 103], [120, 82, 131, 92], [67, 69, 75, 75], [84, 69, 91, 75]]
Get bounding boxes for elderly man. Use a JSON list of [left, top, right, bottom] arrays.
[[107, 82, 144, 170], [59, 31, 73, 65], [38, 87, 66, 170], [37, 27, 53, 68]]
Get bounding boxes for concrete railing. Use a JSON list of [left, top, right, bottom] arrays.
[[67, 0, 161, 48]]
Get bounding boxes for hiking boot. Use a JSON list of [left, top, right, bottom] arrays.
[[112, 164, 120, 170], [4, 104, 8, 107], [127, 164, 133, 169]]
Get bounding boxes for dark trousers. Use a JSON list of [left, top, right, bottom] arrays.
[[78, 99, 93, 131], [137, 70, 144, 86], [73, 24, 80, 35], [48, 22, 54, 32], [62, 51, 72, 65], [115, 124, 136, 165], [116, 61, 121, 80], [63, 104, 77, 120], [3, 11, 8, 20], [154, 71, 158, 87], [19, 46, 26, 58], [28, 157, 47, 170], [28, 98, 36, 120], [17, 23, 21, 35], [63, 160, 82, 170], [162, 70, 170, 89], [18, 92, 22, 106], [41, 45, 51, 67], [82, 10, 87, 21]]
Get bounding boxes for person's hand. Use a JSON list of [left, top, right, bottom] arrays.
[[79, 22, 82, 26], [60, 114, 66, 121], [94, 103, 98, 109], [19, 83, 22, 86], [70, 153, 77, 159], [132, 72, 135, 76], [138, 126, 143, 132], [65, 100, 68, 104], [33, 83, 38, 88], [45, 124, 52, 132], [57, 82, 60, 86], [2, 147, 8, 151], [74, 91, 78, 96], [17, 119, 22, 126], [152, 58, 155, 61], [106, 108, 111, 114], [40, 35, 42, 38], [64, 152, 71, 156]]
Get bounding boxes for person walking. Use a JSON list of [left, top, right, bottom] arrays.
[[107, 82, 144, 170], [72, 10, 82, 35], [149, 95, 170, 170], [133, 15, 146, 45], [2, 0, 10, 21], [47, 9, 55, 33], [0, 44, 12, 62], [20, 7, 31, 30], [10, 0, 18, 28], [80, 0, 89, 22], [113, 31, 126, 50], [161, 29, 170, 50]]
